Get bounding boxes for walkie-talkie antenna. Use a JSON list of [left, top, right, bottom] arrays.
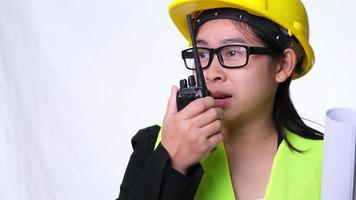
[[186, 14, 208, 91]]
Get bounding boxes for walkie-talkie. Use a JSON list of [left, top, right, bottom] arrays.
[[176, 15, 211, 111]]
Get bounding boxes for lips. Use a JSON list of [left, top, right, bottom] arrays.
[[211, 91, 233, 107], [213, 95, 232, 99], [212, 91, 232, 99]]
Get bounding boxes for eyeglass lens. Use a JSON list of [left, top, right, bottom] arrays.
[[184, 45, 248, 69]]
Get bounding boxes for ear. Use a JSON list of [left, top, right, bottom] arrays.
[[275, 48, 297, 83]]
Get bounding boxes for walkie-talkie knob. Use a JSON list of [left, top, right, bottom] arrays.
[[188, 75, 196, 87], [180, 79, 188, 88]]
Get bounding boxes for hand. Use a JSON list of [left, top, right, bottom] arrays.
[[161, 86, 224, 174]]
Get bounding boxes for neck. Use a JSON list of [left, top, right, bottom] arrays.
[[223, 109, 277, 149]]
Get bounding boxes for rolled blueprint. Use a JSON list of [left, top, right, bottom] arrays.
[[321, 108, 356, 200]]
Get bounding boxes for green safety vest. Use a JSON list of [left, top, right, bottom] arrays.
[[154, 127, 323, 200]]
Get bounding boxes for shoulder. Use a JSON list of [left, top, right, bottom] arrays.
[[131, 125, 161, 154], [265, 131, 323, 199], [276, 130, 324, 177], [286, 130, 323, 154]]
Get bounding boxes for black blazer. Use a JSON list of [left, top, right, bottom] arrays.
[[117, 125, 203, 200]]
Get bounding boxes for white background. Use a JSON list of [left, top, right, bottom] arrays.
[[0, 0, 355, 199]]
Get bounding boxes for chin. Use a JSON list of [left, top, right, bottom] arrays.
[[221, 109, 240, 125]]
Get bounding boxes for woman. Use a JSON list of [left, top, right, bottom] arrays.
[[118, 0, 323, 199]]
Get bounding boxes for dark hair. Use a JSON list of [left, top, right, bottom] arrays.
[[252, 25, 324, 152], [273, 76, 323, 152]]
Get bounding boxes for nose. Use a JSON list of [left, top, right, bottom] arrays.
[[204, 54, 226, 83]]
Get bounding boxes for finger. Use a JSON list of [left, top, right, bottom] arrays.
[[207, 132, 224, 149], [165, 86, 178, 117], [200, 119, 223, 138], [180, 96, 215, 119], [191, 107, 223, 128]]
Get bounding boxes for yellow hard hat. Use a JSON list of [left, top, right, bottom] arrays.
[[169, 0, 315, 79]]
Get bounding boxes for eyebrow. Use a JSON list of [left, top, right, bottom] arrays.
[[221, 38, 247, 45], [196, 38, 247, 46], [196, 39, 208, 46]]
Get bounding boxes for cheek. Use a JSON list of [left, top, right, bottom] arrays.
[[244, 76, 276, 103], [248, 68, 276, 95], [228, 60, 278, 111], [245, 58, 277, 94], [233, 67, 275, 94]]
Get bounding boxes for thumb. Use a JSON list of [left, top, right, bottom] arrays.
[[165, 86, 178, 117]]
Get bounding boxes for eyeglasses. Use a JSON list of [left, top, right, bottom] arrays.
[[181, 44, 279, 70]]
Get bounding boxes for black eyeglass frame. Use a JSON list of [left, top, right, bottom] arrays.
[[181, 44, 281, 70]]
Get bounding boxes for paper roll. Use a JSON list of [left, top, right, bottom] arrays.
[[321, 108, 356, 200]]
